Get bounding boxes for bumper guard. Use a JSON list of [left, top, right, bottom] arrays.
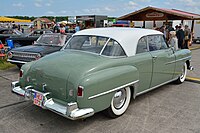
[[11, 81, 94, 120]]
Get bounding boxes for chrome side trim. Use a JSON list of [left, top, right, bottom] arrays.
[[7, 59, 27, 64], [88, 80, 139, 100], [136, 78, 178, 96], [165, 56, 191, 65]]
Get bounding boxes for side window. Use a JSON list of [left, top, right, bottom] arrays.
[[148, 35, 168, 51], [136, 36, 148, 54], [160, 35, 168, 49], [102, 39, 126, 56]]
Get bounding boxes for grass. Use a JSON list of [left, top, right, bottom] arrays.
[[0, 58, 15, 70]]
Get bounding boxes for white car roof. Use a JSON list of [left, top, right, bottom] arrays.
[[74, 27, 163, 56]]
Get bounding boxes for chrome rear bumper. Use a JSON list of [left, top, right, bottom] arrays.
[[11, 81, 94, 120]]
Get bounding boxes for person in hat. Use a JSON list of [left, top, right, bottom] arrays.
[[176, 26, 185, 49]]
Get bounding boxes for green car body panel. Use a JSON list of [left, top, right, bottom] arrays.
[[12, 28, 192, 119], [18, 48, 191, 113], [19, 50, 140, 112]]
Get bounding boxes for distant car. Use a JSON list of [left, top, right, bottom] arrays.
[[0, 28, 23, 44], [6, 29, 53, 48], [0, 40, 6, 58], [7, 33, 72, 68], [11, 28, 193, 120]]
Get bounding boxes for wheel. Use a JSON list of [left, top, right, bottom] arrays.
[[105, 87, 131, 118], [175, 63, 187, 84]]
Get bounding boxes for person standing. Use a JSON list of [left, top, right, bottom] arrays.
[[176, 26, 185, 49], [184, 25, 190, 49], [75, 23, 80, 33], [53, 23, 60, 33], [59, 23, 66, 34], [168, 31, 178, 50]]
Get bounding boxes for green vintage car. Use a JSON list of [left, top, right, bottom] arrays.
[[11, 27, 193, 120]]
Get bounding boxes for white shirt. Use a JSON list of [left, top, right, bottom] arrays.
[[169, 37, 178, 50]]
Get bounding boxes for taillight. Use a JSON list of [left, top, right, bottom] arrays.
[[35, 54, 41, 60], [77, 86, 84, 97], [19, 69, 23, 78], [7, 51, 12, 58]]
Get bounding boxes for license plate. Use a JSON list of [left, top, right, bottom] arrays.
[[33, 92, 43, 107]]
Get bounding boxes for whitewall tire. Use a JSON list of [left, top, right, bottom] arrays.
[[176, 63, 187, 84], [105, 87, 131, 118]]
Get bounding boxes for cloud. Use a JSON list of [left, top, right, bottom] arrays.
[[128, 1, 138, 7], [45, 0, 53, 6], [35, 3, 42, 7], [164, 2, 171, 5], [183, 0, 200, 6], [104, 7, 115, 12], [34, 0, 52, 7], [12, 3, 24, 9], [124, 1, 138, 9], [46, 11, 55, 15], [136, 0, 151, 2], [34, 0, 42, 7], [58, 10, 72, 15], [81, 7, 115, 15], [45, 3, 51, 6]]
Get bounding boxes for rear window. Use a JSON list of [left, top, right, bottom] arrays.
[[65, 35, 126, 57]]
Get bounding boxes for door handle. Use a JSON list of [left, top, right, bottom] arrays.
[[152, 56, 157, 59], [152, 56, 157, 62]]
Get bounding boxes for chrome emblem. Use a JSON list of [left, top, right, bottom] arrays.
[[26, 76, 30, 82], [42, 83, 47, 91]]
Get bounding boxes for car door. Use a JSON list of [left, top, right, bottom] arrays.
[[133, 36, 153, 93], [148, 35, 176, 87]]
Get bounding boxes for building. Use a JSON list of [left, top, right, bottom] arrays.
[[76, 15, 107, 28]]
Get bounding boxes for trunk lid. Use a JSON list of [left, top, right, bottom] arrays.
[[25, 50, 109, 102]]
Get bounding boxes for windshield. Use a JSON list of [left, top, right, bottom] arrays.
[[36, 34, 67, 46], [0, 29, 22, 35], [13, 29, 23, 35], [64, 35, 126, 57]]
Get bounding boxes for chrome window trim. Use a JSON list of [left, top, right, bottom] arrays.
[[88, 80, 139, 100], [99, 38, 110, 55], [136, 36, 148, 54]]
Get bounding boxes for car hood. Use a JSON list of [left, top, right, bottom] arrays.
[[12, 45, 62, 55], [22, 50, 111, 101]]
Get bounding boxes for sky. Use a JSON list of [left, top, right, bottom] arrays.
[[1, 0, 200, 17]]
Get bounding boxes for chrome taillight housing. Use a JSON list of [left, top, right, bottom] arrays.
[[19, 69, 23, 78], [77, 86, 84, 97]]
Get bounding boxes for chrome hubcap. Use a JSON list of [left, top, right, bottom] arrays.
[[113, 89, 126, 109]]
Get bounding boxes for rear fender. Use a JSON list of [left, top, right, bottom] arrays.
[[77, 65, 139, 113]]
